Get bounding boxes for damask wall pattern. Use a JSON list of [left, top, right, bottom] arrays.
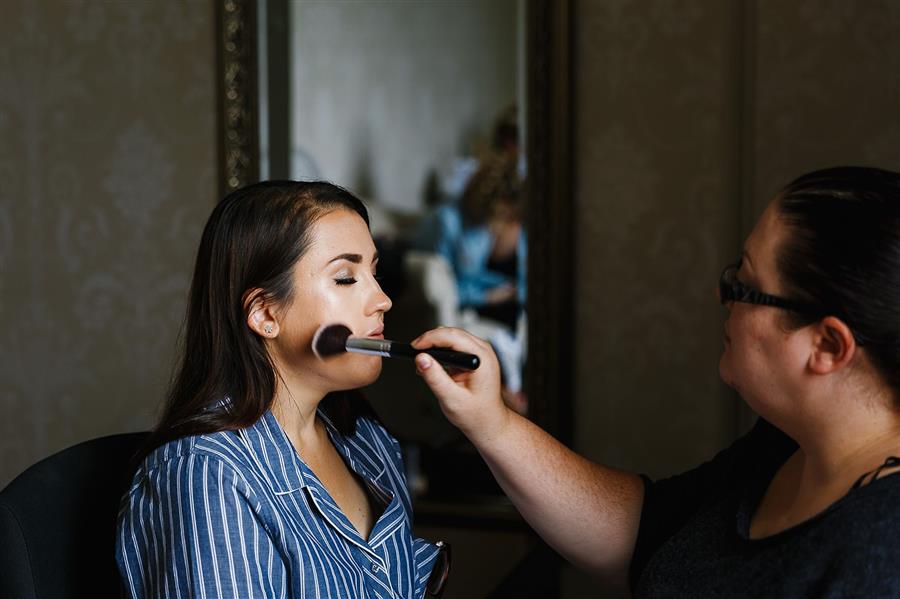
[[573, 0, 743, 479], [572, 0, 900, 481], [0, 1, 216, 487], [752, 0, 900, 218]]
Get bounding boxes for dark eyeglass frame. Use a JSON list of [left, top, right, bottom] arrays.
[[425, 541, 451, 597], [718, 261, 816, 314]]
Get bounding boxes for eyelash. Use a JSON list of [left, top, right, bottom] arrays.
[[334, 272, 380, 286], [334, 267, 382, 286]]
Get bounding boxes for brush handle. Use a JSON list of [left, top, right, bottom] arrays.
[[345, 338, 481, 370], [392, 342, 481, 371]]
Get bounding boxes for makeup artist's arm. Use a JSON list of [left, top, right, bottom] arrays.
[[412, 327, 645, 593]]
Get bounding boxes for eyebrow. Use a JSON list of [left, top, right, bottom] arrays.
[[327, 251, 379, 265]]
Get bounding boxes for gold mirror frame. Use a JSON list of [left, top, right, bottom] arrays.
[[215, 0, 573, 443]]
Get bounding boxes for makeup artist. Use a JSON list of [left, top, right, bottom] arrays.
[[413, 167, 900, 597], [117, 181, 448, 598]]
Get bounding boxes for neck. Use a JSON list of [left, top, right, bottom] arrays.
[[270, 370, 328, 451], [789, 387, 900, 488]]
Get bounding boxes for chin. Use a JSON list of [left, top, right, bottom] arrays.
[[331, 355, 382, 390], [718, 356, 734, 389], [357, 359, 383, 386]]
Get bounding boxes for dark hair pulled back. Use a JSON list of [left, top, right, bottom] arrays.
[[776, 166, 900, 396]]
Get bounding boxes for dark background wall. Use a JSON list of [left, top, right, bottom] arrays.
[[572, 0, 900, 483], [0, 1, 216, 488]]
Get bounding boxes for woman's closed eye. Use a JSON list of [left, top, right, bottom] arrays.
[[334, 269, 380, 286], [333, 267, 357, 285], [334, 259, 381, 285]]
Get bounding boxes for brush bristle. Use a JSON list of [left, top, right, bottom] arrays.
[[312, 323, 352, 359]]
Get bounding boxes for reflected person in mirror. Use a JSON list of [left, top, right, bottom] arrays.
[[413, 167, 900, 597], [412, 107, 528, 413]]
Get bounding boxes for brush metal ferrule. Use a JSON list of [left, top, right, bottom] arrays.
[[345, 337, 392, 358]]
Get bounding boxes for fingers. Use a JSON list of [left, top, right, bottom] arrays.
[[414, 353, 457, 396], [412, 326, 499, 382], [412, 327, 491, 353], [413, 327, 506, 440]]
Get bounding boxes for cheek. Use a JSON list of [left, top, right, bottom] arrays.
[[273, 284, 343, 361], [719, 313, 765, 376], [319, 352, 383, 390], [306, 282, 370, 334], [290, 280, 353, 335], [719, 311, 799, 406], [350, 354, 383, 383], [283, 277, 384, 389]]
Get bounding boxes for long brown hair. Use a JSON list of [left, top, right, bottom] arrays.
[[142, 181, 378, 457], [459, 152, 521, 226]]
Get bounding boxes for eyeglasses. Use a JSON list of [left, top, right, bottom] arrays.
[[719, 261, 815, 314], [425, 541, 451, 597]]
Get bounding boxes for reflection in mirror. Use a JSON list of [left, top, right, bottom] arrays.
[[258, 0, 528, 504]]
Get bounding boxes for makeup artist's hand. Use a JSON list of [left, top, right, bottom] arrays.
[[411, 327, 511, 442]]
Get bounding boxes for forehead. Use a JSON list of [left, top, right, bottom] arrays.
[[746, 200, 786, 256], [304, 209, 374, 260]]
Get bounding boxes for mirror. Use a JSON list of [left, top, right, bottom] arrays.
[[216, 0, 571, 515]]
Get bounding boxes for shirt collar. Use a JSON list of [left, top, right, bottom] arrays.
[[240, 408, 406, 550], [239, 408, 389, 496], [239, 409, 308, 495], [318, 410, 388, 487]]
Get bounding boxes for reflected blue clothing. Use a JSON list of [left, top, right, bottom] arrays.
[[412, 204, 526, 307], [116, 409, 440, 598]]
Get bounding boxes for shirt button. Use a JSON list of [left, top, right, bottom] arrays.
[[371, 563, 380, 574]]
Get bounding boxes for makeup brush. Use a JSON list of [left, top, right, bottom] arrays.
[[312, 323, 480, 371]]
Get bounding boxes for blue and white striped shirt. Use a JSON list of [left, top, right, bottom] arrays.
[[116, 409, 440, 598]]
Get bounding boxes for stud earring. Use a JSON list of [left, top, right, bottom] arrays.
[[264, 324, 273, 335]]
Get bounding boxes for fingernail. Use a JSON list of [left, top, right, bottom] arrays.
[[416, 354, 432, 369]]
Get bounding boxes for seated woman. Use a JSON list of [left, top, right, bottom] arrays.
[[412, 152, 527, 410], [116, 181, 447, 598], [414, 151, 526, 329]]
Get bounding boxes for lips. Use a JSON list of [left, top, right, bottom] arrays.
[[366, 325, 384, 338]]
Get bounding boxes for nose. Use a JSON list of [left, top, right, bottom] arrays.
[[368, 279, 392, 315]]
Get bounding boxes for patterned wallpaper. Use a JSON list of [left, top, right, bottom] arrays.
[[752, 0, 900, 212], [572, 0, 900, 481], [0, 1, 216, 488], [573, 0, 742, 478]]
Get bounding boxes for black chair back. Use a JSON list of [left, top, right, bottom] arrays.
[[0, 432, 149, 599]]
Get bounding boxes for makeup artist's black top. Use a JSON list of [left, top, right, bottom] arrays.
[[630, 419, 900, 598]]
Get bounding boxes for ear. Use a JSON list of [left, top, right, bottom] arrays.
[[244, 289, 279, 338], [808, 316, 856, 375]]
